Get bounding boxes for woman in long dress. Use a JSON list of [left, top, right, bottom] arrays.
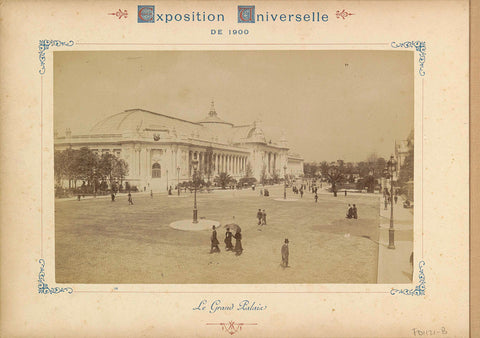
[[234, 229, 243, 256]]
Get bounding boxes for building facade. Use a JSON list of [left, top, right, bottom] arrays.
[[54, 103, 304, 191]]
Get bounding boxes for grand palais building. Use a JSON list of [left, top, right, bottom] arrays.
[[54, 102, 304, 191]]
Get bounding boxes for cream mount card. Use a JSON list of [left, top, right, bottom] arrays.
[[0, 1, 470, 337]]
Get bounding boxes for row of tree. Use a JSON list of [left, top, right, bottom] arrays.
[[304, 144, 414, 196], [54, 147, 129, 191]]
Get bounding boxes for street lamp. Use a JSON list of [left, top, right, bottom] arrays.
[[385, 155, 397, 249], [177, 166, 181, 196], [283, 165, 287, 199], [92, 168, 96, 198], [192, 158, 199, 223]]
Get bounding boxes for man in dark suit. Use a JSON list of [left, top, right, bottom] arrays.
[[257, 209, 263, 225], [281, 239, 289, 268], [210, 225, 220, 253]]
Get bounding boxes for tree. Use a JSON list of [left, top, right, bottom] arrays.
[[204, 146, 215, 182], [260, 164, 267, 185], [72, 147, 98, 188], [322, 163, 344, 197], [214, 172, 233, 189], [54, 148, 77, 188], [244, 162, 253, 178], [112, 158, 129, 185], [97, 153, 129, 188], [303, 162, 319, 178], [98, 153, 116, 185], [271, 170, 280, 184]]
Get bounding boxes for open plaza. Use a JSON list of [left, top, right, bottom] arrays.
[[54, 184, 412, 284]]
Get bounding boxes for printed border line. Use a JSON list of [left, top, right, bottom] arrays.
[[75, 42, 390, 46], [41, 75, 43, 258], [39, 40, 425, 296], [422, 78, 425, 259], [74, 291, 391, 294]]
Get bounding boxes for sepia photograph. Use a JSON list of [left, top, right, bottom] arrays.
[[53, 50, 414, 284]]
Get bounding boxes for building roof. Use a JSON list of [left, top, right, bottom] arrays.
[[197, 101, 234, 126], [90, 109, 201, 134], [70, 104, 290, 150]]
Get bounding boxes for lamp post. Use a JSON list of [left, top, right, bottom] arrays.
[[92, 168, 96, 198], [177, 166, 181, 196], [385, 155, 397, 249], [283, 165, 287, 199], [166, 169, 169, 192], [192, 158, 199, 223]]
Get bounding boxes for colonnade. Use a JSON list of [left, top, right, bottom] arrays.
[[188, 150, 248, 177]]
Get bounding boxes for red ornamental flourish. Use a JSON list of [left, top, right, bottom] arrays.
[[207, 321, 257, 335], [108, 9, 128, 19], [336, 9, 354, 20]]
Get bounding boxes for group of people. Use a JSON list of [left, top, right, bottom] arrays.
[[383, 190, 398, 210], [346, 204, 358, 219], [256, 209, 267, 225], [210, 225, 290, 267], [210, 225, 243, 256], [259, 188, 270, 197]]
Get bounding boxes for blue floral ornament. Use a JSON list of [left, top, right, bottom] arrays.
[[390, 260, 426, 296], [38, 40, 74, 75], [391, 41, 426, 76], [38, 259, 73, 294]]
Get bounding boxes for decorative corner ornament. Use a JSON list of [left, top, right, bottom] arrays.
[[390, 260, 426, 296], [38, 259, 73, 294], [391, 41, 426, 76], [108, 9, 128, 19], [38, 40, 75, 75], [336, 9, 354, 20]]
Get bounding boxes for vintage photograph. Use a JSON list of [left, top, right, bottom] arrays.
[[53, 50, 414, 284]]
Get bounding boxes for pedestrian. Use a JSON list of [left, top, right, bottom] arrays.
[[352, 204, 358, 219], [281, 238, 289, 268], [314, 193, 318, 203], [111, 192, 115, 202], [262, 209, 267, 225], [150, 190, 153, 198], [224, 228, 234, 251], [384, 198, 388, 210], [257, 209, 263, 225], [345, 190, 347, 196], [260, 189, 263, 196], [300, 189, 304, 198], [346, 204, 353, 218], [210, 225, 220, 253], [394, 195, 398, 204], [128, 192, 134, 205], [234, 229, 243, 256]]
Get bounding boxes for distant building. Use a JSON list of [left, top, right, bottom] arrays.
[[395, 129, 414, 180], [54, 102, 304, 191]]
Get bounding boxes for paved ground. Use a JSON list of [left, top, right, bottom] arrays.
[[55, 185, 382, 284], [377, 195, 414, 283]]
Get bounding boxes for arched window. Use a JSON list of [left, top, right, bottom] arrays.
[[152, 163, 161, 178]]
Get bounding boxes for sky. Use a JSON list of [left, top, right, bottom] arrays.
[[54, 50, 414, 162]]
